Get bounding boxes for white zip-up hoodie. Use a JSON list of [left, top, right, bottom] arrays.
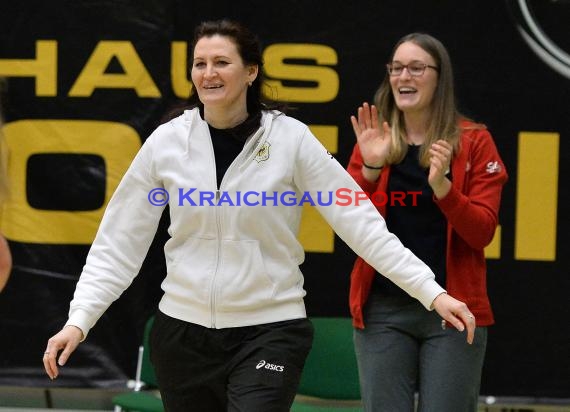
[[66, 108, 445, 336]]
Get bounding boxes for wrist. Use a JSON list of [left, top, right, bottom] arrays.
[[430, 291, 447, 310], [64, 324, 86, 342], [432, 179, 451, 199]]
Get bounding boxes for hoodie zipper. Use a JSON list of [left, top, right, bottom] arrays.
[[208, 133, 221, 328], [207, 120, 268, 328], [210, 188, 222, 328]]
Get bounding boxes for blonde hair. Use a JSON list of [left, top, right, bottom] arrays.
[[374, 33, 463, 168]]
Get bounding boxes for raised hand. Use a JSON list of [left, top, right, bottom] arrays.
[[350, 102, 392, 168]]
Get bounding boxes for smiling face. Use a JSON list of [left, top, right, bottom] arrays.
[[389, 41, 439, 115], [191, 34, 258, 122]]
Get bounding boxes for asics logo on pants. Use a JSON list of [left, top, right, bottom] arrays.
[[256, 359, 285, 372]]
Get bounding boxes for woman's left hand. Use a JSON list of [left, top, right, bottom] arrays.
[[432, 292, 476, 344], [428, 140, 453, 198]]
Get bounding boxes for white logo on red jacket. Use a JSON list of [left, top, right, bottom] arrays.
[[486, 161, 502, 174]]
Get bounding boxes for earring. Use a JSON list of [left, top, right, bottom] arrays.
[[248, 81, 253, 87]]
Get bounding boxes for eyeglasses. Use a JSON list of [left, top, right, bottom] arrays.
[[386, 62, 439, 77]]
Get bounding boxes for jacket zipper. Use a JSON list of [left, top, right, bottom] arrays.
[[207, 123, 266, 328], [210, 188, 222, 328], [208, 129, 221, 328]]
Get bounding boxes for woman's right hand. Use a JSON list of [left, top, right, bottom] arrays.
[[43, 325, 84, 379], [350, 102, 392, 168]]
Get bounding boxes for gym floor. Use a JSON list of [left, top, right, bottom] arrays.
[[1, 386, 570, 412]]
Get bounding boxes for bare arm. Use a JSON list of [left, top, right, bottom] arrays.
[[0, 234, 12, 292]]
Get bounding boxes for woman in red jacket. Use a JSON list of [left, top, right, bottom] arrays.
[[347, 33, 508, 411]]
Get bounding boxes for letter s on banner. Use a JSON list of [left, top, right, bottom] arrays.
[[263, 44, 338, 103], [0, 120, 140, 244]]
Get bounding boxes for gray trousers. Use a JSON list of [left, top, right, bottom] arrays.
[[354, 294, 487, 412]]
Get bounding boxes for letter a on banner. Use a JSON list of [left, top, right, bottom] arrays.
[[69, 41, 160, 97]]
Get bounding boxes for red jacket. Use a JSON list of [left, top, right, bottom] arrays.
[[347, 122, 508, 328]]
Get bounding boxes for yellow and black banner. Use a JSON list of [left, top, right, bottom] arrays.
[[0, 0, 568, 400]]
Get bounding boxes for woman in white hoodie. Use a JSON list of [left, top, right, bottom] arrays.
[[43, 20, 475, 412]]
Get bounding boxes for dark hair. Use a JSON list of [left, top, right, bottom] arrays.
[[186, 19, 284, 115]]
